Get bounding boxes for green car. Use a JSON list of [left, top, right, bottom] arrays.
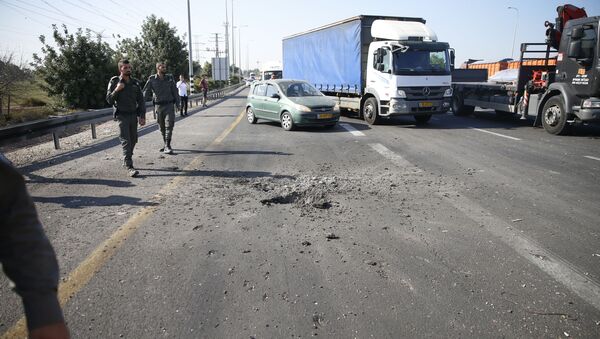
[[246, 79, 340, 131]]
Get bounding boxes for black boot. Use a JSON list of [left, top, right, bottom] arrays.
[[164, 139, 173, 154], [159, 135, 166, 152]]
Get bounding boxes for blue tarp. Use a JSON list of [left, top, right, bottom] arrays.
[[283, 19, 362, 93]]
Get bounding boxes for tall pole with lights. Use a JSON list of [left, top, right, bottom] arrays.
[[187, 0, 193, 83], [508, 6, 519, 59]]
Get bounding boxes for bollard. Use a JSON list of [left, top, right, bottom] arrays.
[[91, 123, 97, 139], [52, 132, 60, 149]]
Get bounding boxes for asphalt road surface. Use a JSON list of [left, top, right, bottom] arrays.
[[2, 88, 600, 338]]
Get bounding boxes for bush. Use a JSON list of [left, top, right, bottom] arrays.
[[21, 98, 47, 107]]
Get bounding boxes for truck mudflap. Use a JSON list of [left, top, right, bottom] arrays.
[[384, 98, 451, 116]]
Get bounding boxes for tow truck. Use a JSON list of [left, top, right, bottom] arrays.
[[451, 4, 600, 135]]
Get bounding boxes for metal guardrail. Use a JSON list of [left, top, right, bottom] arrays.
[[0, 83, 245, 149]]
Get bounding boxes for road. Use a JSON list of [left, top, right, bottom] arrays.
[[2, 88, 600, 338]]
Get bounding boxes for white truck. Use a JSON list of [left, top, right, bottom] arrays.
[[283, 15, 454, 124]]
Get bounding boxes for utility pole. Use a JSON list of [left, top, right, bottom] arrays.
[[186, 0, 193, 81], [508, 6, 519, 59], [231, 0, 235, 80], [224, 1, 229, 66]]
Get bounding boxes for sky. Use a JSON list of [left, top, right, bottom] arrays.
[[1, 0, 599, 71]]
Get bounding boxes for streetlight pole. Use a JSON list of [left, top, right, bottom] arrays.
[[186, 0, 193, 83], [238, 25, 247, 78], [508, 6, 519, 59], [231, 0, 235, 80]]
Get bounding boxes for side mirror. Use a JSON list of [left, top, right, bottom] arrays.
[[377, 64, 385, 72], [449, 49, 456, 70], [571, 27, 584, 40], [568, 40, 582, 58], [271, 93, 281, 100]]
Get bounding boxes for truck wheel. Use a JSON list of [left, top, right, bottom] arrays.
[[542, 96, 569, 135], [452, 93, 474, 116], [281, 112, 295, 131], [414, 114, 432, 125], [246, 107, 257, 124], [363, 98, 379, 125]]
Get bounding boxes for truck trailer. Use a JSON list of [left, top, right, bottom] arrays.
[[451, 4, 600, 135], [283, 15, 454, 125]]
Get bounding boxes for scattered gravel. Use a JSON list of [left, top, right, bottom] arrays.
[[1, 112, 160, 168]]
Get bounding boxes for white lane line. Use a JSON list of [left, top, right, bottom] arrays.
[[442, 192, 600, 311], [470, 128, 522, 141], [369, 143, 422, 172], [339, 123, 365, 136], [584, 155, 600, 162]]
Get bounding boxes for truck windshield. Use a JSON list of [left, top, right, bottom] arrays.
[[263, 70, 283, 80], [393, 50, 450, 75]]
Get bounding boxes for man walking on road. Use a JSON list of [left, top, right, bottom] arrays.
[[176, 74, 189, 117], [0, 154, 70, 339], [200, 75, 209, 108], [143, 62, 180, 155], [106, 59, 146, 177]]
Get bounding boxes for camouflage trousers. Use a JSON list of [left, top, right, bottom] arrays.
[[117, 113, 138, 168], [156, 104, 175, 142]]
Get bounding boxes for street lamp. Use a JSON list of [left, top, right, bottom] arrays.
[[508, 6, 519, 59], [238, 25, 248, 77]]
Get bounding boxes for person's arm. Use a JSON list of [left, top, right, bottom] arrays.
[[106, 79, 118, 105], [136, 83, 146, 125], [0, 159, 67, 334], [142, 77, 153, 102]]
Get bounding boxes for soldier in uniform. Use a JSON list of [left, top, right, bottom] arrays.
[[107, 59, 146, 177], [143, 62, 180, 154], [1, 154, 70, 338]]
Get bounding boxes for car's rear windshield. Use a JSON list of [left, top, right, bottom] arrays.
[[278, 81, 322, 97]]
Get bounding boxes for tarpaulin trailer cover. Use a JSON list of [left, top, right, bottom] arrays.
[[283, 19, 362, 93]]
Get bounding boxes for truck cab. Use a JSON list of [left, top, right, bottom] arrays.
[[363, 20, 453, 124], [546, 16, 600, 125]]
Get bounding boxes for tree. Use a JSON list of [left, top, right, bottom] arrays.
[[202, 61, 212, 77], [0, 53, 28, 116], [192, 61, 202, 77], [32, 24, 114, 109], [117, 15, 188, 80]]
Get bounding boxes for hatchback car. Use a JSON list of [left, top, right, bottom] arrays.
[[246, 80, 340, 131]]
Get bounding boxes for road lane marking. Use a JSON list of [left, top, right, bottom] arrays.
[[369, 143, 422, 172], [1, 108, 247, 339], [339, 123, 365, 136], [470, 128, 522, 141], [441, 192, 600, 312], [584, 155, 600, 162]]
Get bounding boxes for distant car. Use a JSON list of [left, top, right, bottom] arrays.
[[245, 76, 255, 87], [245, 80, 340, 131]]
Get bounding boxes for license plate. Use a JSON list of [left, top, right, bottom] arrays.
[[318, 113, 333, 119], [419, 102, 433, 108]]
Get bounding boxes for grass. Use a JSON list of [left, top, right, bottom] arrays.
[[0, 78, 65, 127]]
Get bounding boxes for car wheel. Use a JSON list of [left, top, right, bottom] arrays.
[[542, 96, 569, 135], [363, 97, 379, 125], [246, 107, 257, 124], [281, 112, 295, 131], [414, 114, 432, 125]]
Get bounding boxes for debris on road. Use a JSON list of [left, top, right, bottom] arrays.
[[325, 233, 339, 240]]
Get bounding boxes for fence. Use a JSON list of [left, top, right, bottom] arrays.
[[0, 83, 245, 149]]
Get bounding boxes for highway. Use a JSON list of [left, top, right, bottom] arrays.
[[2, 88, 600, 338]]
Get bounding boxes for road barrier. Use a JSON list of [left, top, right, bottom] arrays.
[[0, 83, 245, 149]]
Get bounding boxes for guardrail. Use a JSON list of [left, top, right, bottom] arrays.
[[0, 83, 245, 150]]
